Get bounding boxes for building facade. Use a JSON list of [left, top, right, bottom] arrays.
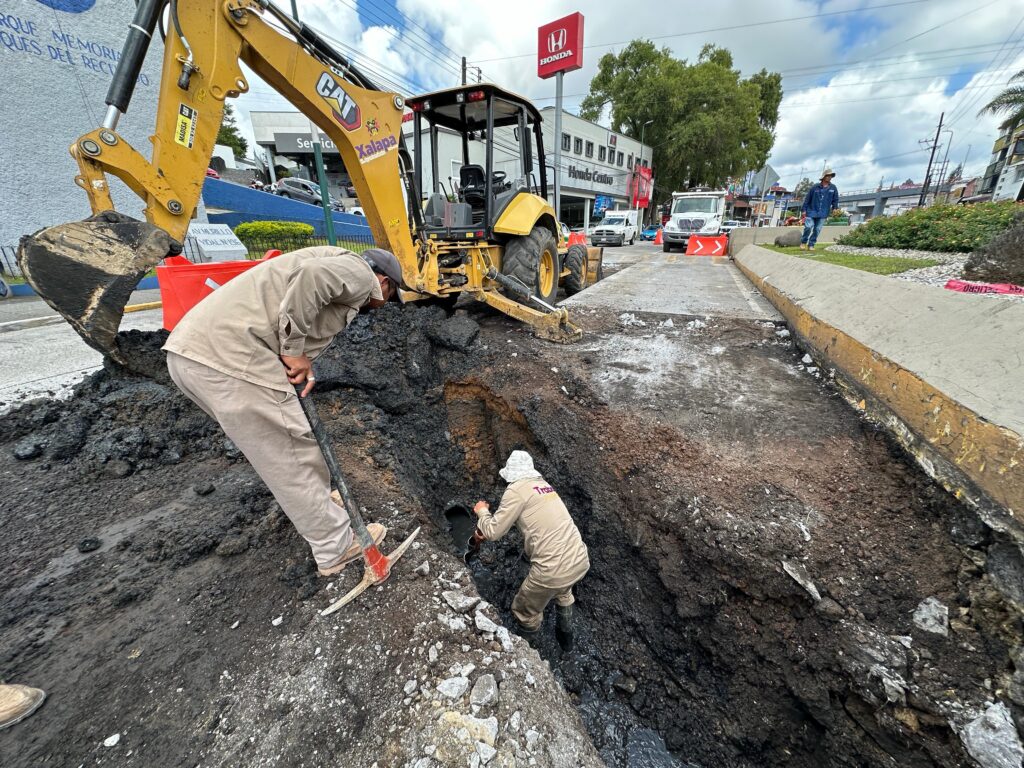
[[539, 108, 651, 229], [0, 0, 164, 251], [990, 122, 1024, 202]]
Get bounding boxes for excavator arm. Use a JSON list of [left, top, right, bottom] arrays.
[[18, 0, 419, 361]]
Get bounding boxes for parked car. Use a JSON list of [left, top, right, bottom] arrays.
[[275, 177, 324, 205], [205, 168, 220, 179], [344, 183, 357, 197], [350, 206, 365, 217], [720, 220, 743, 233], [640, 224, 661, 241]]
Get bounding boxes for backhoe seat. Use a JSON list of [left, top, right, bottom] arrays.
[[459, 165, 487, 209]]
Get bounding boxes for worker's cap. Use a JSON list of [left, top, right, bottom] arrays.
[[361, 248, 406, 291], [499, 450, 542, 483], [821, 168, 836, 179]]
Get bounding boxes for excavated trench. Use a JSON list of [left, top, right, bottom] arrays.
[[2, 303, 1017, 767]]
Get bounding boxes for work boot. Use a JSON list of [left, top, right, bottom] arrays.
[[0, 684, 46, 730], [799, 242, 808, 251], [318, 523, 387, 577], [555, 605, 575, 651]]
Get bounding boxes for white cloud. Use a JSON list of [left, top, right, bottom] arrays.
[[220, 0, 1020, 191]]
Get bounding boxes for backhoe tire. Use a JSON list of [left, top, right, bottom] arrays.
[[563, 244, 589, 296], [502, 226, 560, 306]]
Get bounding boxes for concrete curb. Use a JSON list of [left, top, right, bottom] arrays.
[[735, 245, 1024, 537]]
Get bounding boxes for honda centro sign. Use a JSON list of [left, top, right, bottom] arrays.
[[537, 12, 584, 79]]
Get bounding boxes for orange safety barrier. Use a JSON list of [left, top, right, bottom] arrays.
[[157, 253, 280, 331], [653, 228, 663, 245], [685, 234, 728, 256], [567, 232, 587, 246]]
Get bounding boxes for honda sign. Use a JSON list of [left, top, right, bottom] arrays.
[[537, 13, 584, 79]]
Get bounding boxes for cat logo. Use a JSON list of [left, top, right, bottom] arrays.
[[315, 72, 361, 131], [365, 118, 380, 136]]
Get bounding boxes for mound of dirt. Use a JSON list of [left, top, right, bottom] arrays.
[[964, 214, 1024, 285], [2, 300, 1022, 767]]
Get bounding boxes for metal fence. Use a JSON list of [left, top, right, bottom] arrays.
[[1, 245, 20, 277]]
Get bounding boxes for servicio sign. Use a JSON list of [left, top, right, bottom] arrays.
[[537, 12, 584, 79]]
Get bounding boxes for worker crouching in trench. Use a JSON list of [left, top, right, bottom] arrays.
[[473, 451, 590, 650]]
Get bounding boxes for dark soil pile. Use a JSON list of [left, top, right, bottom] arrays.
[[1, 302, 1021, 767], [965, 212, 1024, 285]]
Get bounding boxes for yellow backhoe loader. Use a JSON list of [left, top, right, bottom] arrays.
[[17, 0, 603, 363]]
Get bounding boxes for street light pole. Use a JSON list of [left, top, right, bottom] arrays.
[[636, 119, 652, 228]]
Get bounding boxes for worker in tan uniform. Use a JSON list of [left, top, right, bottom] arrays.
[[474, 451, 589, 649], [163, 246, 404, 576], [0, 683, 45, 729]]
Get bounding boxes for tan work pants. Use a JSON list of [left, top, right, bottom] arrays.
[[511, 569, 582, 631], [166, 352, 353, 568]]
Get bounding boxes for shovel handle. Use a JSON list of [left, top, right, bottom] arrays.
[[294, 384, 375, 549]]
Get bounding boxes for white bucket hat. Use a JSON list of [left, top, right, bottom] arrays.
[[498, 450, 541, 483]]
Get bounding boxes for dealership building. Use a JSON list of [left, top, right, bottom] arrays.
[[249, 106, 651, 227]]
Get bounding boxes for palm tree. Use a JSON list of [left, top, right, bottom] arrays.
[[978, 68, 1024, 130]]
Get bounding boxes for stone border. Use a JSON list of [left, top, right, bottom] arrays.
[[735, 245, 1023, 538]]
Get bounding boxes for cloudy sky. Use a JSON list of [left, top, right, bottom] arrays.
[[234, 0, 1024, 194]]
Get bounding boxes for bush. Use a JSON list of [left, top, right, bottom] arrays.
[[964, 211, 1024, 284], [234, 221, 314, 240], [836, 201, 1022, 253]]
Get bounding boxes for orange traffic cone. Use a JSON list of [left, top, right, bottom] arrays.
[[654, 227, 663, 245]]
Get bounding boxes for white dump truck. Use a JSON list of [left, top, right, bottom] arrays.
[[662, 189, 727, 252], [590, 209, 639, 247]]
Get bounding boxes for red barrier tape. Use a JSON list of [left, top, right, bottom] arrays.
[[945, 279, 1024, 295]]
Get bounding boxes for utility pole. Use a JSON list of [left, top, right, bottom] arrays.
[[461, 56, 467, 86], [553, 70, 563, 221], [918, 112, 943, 207]]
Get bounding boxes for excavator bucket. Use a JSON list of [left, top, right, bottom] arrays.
[[18, 212, 176, 363]]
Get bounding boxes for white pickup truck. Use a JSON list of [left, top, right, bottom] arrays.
[[590, 209, 638, 247], [662, 190, 727, 252]]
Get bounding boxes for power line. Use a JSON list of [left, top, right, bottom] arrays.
[[945, 21, 1024, 127], [474, 0, 931, 63]]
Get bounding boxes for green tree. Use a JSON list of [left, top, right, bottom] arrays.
[[580, 41, 782, 192], [793, 177, 813, 198], [217, 104, 249, 159], [978, 67, 1024, 130]]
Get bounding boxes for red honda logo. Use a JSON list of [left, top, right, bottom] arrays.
[[547, 28, 566, 54]]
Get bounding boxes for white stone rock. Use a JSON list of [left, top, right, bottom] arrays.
[[775, 328, 791, 338], [958, 702, 1024, 768], [496, 627, 514, 652], [475, 611, 500, 634], [470, 674, 498, 708], [525, 728, 541, 751], [428, 646, 439, 664], [414, 562, 430, 577], [437, 613, 468, 632], [913, 597, 949, 637], [271, 615, 283, 626], [437, 676, 469, 699], [510, 711, 522, 733], [477, 741, 498, 764], [801, 353, 813, 364], [442, 590, 479, 613], [103, 733, 121, 748], [404, 679, 418, 695]]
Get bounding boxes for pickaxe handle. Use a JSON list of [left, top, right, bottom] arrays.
[[294, 384, 376, 553]]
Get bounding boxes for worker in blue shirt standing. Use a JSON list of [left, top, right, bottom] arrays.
[[800, 169, 840, 250]]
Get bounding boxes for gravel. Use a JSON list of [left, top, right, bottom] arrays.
[[824, 244, 1023, 300]]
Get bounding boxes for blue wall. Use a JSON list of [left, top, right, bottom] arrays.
[[202, 178, 373, 238]]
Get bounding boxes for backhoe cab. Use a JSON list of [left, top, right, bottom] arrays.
[[408, 85, 600, 312]]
